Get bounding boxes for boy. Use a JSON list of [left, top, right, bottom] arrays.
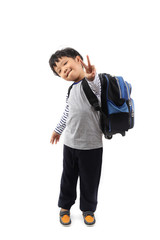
[[49, 48, 103, 226]]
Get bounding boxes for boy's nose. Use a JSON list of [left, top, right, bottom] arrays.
[[64, 68, 68, 74]]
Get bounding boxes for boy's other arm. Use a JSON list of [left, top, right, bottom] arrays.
[[80, 55, 101, 98], [50, 95, 69, 144], [87, 73, 101, 98], [50, 131, 61, 144]]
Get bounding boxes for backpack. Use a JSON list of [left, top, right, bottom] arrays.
[[68, 73, 134, 139]]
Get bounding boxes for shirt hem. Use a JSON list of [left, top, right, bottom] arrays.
[[63, 142, 103, 150]]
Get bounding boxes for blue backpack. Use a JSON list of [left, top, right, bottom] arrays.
[[81, 73, 135, 139]]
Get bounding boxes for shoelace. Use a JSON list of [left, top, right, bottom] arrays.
[[60, 210, 70, 217], [83, 211, 94, 217]]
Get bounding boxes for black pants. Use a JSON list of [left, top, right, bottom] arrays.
[[58, 145, 103, 212]]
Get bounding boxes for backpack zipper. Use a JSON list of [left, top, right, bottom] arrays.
[[124, 81, 130, 99], [124, 81, 133, 128]]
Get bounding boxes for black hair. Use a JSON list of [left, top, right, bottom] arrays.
[[49, 47, 83, 76]]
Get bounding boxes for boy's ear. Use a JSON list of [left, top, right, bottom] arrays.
[[75, 55, 84, 69], [75, 55, 81, 62], [75, 56, 84, 68]]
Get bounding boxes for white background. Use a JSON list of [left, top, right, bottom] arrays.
[[0, 0, 160, 239]]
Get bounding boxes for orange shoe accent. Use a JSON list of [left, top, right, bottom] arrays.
[[83, 211, 95, 225], [60, 210, 71, 225], [85, 215, 94, 223], [61, 214, 70, 224]]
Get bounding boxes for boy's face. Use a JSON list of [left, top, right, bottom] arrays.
[[53, 56, 85, 82]]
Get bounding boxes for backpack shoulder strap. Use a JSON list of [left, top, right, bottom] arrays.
[[99, 73, 109, 116], [67, 83, 74, 98], [81, 78, 101, 111]]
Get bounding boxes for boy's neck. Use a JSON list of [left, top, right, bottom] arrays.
[[74, 72, 85, 83]]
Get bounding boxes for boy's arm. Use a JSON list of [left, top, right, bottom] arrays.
[[54, 95, 69, 135], [87, 73, 101, 98], [80, 55, 101, 99], [50, 95, 69, 144]]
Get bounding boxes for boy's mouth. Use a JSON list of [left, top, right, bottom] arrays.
[[66, 69, 72, 77]]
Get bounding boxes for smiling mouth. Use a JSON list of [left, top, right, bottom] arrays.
[[67, 70, 72, 77]]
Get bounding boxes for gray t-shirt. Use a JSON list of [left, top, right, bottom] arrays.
[[55, 74, 103, 150]]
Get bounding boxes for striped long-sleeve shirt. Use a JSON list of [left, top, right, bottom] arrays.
[[54, 73, 101, 135]]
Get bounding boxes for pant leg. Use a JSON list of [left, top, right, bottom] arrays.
[[58, 145, 79, 210], [78, 147, 103, 212]]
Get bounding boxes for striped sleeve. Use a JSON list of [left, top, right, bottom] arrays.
[[54, 95, 69, 135]]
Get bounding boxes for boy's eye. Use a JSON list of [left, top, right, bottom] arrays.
[[58, 61, 67, 74]]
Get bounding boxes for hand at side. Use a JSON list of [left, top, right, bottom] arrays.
[[50, 131, 61, 144]]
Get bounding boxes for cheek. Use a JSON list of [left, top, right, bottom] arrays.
[[69, 64, 74, 70]]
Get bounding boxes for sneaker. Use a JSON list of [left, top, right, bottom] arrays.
[[59, 210, 71, 226], [83, 211, 95, 225]]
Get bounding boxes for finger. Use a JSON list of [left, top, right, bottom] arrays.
[[86, 55, 92, 69], [51, 137, 55, 144], [86, 72, 95, 79], [55, 136, 59, 144], [92, 66, 96, 75], [80, 59, 88, 70], [86, 69, 96, 78]]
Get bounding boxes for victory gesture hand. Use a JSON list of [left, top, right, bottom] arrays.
[[80, 55, 96, 81]]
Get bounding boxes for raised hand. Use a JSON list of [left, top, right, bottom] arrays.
[[80, 55, 96, 81]]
